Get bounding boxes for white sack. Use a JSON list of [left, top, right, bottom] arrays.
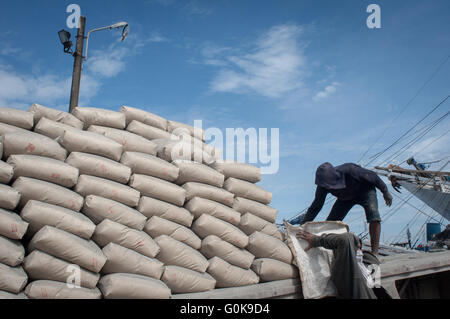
[[2, 131, 67, 161], [173, 160, 224, 187], [120, 106, 168, 131], [87, 125, 157, 155], [126, 120, 171, 140], [21, 200, 95, 239], [28, 103, 84, 129], [25, 280, 101, 299], [239, 212, 283, 240], [162, 266, 216, 294], [0, 160, 13, 183], [144, 216, 201, 249], [207, 257, 259, 288], [185, 197, 241, 226], [12, 177, 84, 211], [182, 182, 234, 207], [92, 219, 160, 258], [23, 250, 99, 289], [129, 174, 185, 206], [155, 235, 209, 273], [72, 106, 126, 129], [60, 129, 123, 161], [154, 138, 213, 164], [66, 152, 131, 184], [0, 264, 28, 294], [251, 258, 298, 282], [223, 177, 272, 204], [98, 273, 171, 299], [232, 197, 278, 223], [191, 214, 248, 249], [0, 184, 21, 210], [0, 208, 28, 240], [120, 151, 179, 182], [210, 160, 261, 183], [0, 107, 34, 129], [167, 120, 205, 141], [8, 154, 79, 187], [34, 117, 80, 139], [101, 243, 165, 279], [200, 235, 255, 269], [137, 196, 193, 227], [75, 175, 140, 207], [0, 235, 25, 267], [0, 291, 28, 299], [28, 226, 107, 273], [0, 123, 29, 136], [247, 231, 293, 264]]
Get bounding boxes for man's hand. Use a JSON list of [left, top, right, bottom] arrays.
[[383, 191, 393, 207], [296, 230, 315, 251]]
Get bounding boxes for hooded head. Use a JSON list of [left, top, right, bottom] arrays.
[[315, 162, 346, 190]]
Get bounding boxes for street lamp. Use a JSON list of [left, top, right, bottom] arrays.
[[58, 17, 130, 113]]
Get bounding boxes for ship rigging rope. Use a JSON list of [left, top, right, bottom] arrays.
[[363, 94, 450, 167], [357, 54, 450, 165]]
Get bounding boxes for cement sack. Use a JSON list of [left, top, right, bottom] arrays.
[[137, 196, 193, 227], [28, 226, 107, 273], [284, 221, 349, 299], [0, 161, 11, 183], [200, 235, 255, 269], [75, 175, 140, 207], [233, 197, 278, 223], [167, 120, 205, 141], [120, 105, 168, 130], [28, 104, 84, 129], [34, 117, 80, 139], [23, 250, 99, 289], [0, 184, 21, 210], [0, 136, 2, 159], [0, 264, 28, 294], [72, 106, 126, 129], [0, 123, 29, 136], [0, 160, 13, 183], [144, 216, 201, 249], [82, 195, 146, 230], [210, 160, 261, 183], [162, 265, 216, 294], [98, 273, 171, 299], [8, 154, 79, 187], [182, 182, 234, 207], [66, 152, 131, 184], [0, 107, 34, 129], [120, 151, 178, 182], [2, 131, 67, 161], [223, 177, 272, 205], [247, 231, 293, 264], [173, 160, 224, 187], [92, 219, 160, 258], [176, 132, 222, 159], [239, 212, 283, 240], [155, 235, 209, 273], [130, 174, 185, 206], [251, 258, 298, 282], [0, 208, 28, 240], [12, 177, 84, 211], [25, 280, 101, 299], [126, 120, 171, 140], [21, 200, 95, 239], [0, 291, 28, 299], [87, 125, 157, 155], [191, 214, 248, 249], [185, 197, 241, 226], [0, 235, 24, 267], [101, 243, 165, 279], [207, 257, 259, 288], [154, 138, 213, 164], [60, 129, 123, 161]]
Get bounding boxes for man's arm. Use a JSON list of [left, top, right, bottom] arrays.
[[300, 186, 328, 224]]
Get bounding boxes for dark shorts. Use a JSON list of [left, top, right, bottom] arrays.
[[326, 188, 381, 223]]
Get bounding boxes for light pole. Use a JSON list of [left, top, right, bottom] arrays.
[[58, 17, 129, 113]]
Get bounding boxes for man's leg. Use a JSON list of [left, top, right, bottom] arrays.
[[359, 188, 381, 255], [326, 199, 355, 221]]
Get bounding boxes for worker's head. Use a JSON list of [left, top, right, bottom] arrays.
[[315, 162, 345, 190]]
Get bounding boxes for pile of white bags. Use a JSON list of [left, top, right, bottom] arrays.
[[0, 104, 297, 299]]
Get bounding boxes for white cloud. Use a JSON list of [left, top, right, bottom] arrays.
[[207, 23, 307, 98], [313, 81, 340, 101]]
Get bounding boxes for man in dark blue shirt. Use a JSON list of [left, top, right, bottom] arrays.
[[300, 162, 393, 255]]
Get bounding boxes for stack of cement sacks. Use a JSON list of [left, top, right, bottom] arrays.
[[0, 104, 298, 299]]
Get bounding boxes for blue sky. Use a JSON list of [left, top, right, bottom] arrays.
[[1, 0, 449, 245]]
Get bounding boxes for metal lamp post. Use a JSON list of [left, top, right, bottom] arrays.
[[58, 17, 129, 113]]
